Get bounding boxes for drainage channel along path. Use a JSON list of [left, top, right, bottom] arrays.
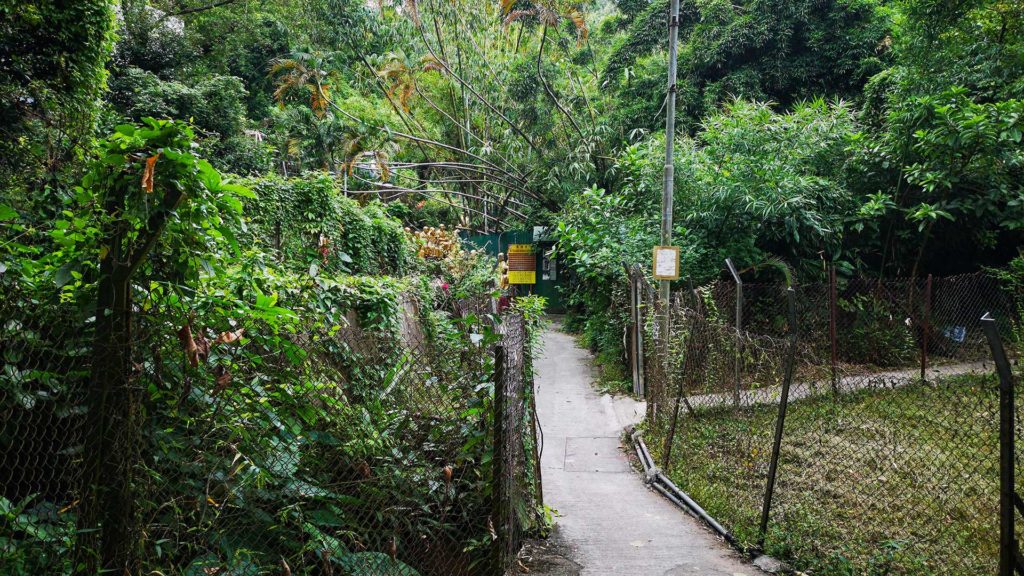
[[527, 319, 760, 576]]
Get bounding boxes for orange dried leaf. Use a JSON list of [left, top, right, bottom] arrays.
[[214, 328, 245, 346], [178, 323, 200, 368], [195, 332, 210, 365], [141, 153, 160, 193], [213, 368, 232, 396]]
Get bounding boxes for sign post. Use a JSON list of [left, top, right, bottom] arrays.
[[658, 0, 682, 346]]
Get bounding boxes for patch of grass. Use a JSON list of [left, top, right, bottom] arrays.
[[562, 312, 633, 396], [647, 373, 1016, 575], [592, 348, 632, 396]]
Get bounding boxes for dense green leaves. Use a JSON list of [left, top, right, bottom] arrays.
[[0, 0, 115, 207]]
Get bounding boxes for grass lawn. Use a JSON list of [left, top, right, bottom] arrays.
[[647, 373, 1017, 575]]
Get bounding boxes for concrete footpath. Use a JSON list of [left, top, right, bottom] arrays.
[[528, 320, 760, 576]]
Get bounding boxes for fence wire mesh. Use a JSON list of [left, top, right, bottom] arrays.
[[0, 280, 540, 576], [630, 264, 1022, 575]]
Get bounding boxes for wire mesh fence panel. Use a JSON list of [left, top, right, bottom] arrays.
[[492, 315, 543, 575], [0, 289, 92, 574], [636, 266, 1023, 576], [0, 276, 539, 576]]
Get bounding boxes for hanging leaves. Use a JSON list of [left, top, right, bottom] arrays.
[[502, 9, 534, 27], [178, 322, 210, 367], [420, 54, 445, 74], [141, 153, 161, 193], [212, 365, 232, 396], [177, 323, 199, 367], [309, 83, 331, 118], [374, 150, 391, 182], [568, 8, 588, 46]]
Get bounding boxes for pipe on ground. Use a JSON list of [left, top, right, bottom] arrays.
[[632, 433, 735, 545]]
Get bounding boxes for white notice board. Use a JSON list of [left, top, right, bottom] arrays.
[[653, 246, 680, 280]]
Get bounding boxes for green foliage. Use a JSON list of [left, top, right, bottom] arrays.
[[990, 254, 1024, 354], [109, 69, 249, 139], [676, 99, 859, 278], [556, 183, 655, 376], [0, 0, 115, 201], [511, 294, 548, 355], [1, 117, 512, 574], [837, 293, 917, 367], [245, 174, 415, 277], [850, 88, 1024, 273], [383, 198, 460, 229], [602, 0, 890, 133], [0, 495, 76, 574]]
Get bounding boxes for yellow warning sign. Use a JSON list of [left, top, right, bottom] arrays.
[[507, 244, 536, 285], [508, 271, 536, 284]]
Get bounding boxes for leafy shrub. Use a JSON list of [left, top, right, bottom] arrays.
[[0, 0, 115, 200], [837, 293, 916, 367], [991, 254, 1024, 355], [0, 119, 510, 575], [245, 174, 414, 277], [108, 67, 249, 139]]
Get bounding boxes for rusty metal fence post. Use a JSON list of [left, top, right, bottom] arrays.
[[625, 263, 643, 397], [725, 258, 743, 407], [491, 344, 513, 575], [662, 297, 696, 471], [920, 274, 933, 382], [758, 287, 798, 548], [829, 265, 839, 393], [983, 313, 1021, 576], [636, 268, 646, 398]]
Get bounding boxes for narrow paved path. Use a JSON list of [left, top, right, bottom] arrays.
[[533, 321, 760, 576]]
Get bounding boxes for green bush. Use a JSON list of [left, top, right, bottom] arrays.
[[245, 174, 414, 277], [0, 0, 115, 202], [991, 254, 1024, 355], [837, 293, 917, 367]]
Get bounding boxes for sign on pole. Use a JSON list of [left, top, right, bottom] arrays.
[[653, 246, 680, 280], [507, 244, 536, 284]]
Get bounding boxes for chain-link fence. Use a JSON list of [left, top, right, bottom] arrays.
[[0, 280, 541, 575], [629, 263, 1022, 575]]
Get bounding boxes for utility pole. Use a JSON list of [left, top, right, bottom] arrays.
[[659, 0, 681, 342]]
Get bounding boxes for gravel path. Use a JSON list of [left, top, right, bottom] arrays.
[[529, 320, 760, 576]]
